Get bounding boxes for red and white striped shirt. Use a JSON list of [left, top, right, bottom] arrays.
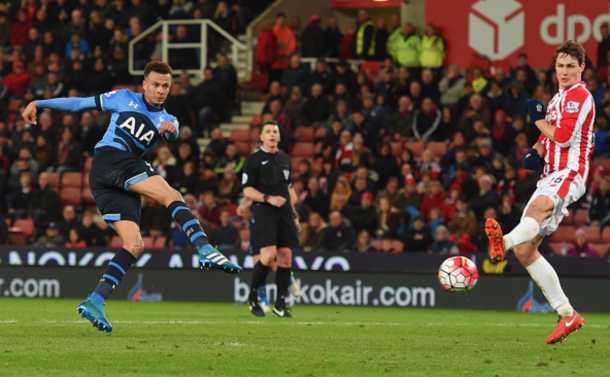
[[538, 81, 595, 183]]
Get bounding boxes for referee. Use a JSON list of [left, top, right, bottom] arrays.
[[243, 121, 301, 317]]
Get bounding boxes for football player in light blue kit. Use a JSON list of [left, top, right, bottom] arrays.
[[22, 61, 242, 333]]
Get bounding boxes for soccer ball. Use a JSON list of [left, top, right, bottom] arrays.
[[438, 256, 479, 294]]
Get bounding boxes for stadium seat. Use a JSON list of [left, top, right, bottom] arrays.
[[404, 141, 424, 157], [390, 141, 402, 157], [562, 209, 574, 225], [360, 61, 381, 82], [43, 172, 60, 191], [141, 237, 154, 248], [372, 240, 382, 251], [573, 208, 588, 226], [580, 225, 601, 243], [293, 127, 315, 142], [314, 127, 327, 139], [153, 236, 167, 249], [94, 220, 108, 230], [234, 141, 251, 157], [13, 219, 34, 237], [8, 99, 22, 113], [549, 242, 565, 256], [291, 142, 314, 157], [83, 172, 90, 187], [109, 236, 123, 248], [226, 204, 237, 216], [82, 186, 95, 204], [549, 226, 576, 242], [8, 231, 28, 245], [230, 128, 250, 142], [391, 240, 404, 252], [250, 114, 262, 127], [601, 227, 610, 242], [84, 157, 93, 172], [595, 243, 610, 257], [426, 142, 448, 158], [249, 127, 261, 141], [59, 186, 82, 205], [61, 172, 83, 189]]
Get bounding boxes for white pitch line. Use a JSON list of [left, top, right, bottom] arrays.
[[1, 319, 607, 329]]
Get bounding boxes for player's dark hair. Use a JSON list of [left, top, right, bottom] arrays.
[[260, 121, 279, 134], [276, 12, 286, 19], [554, 40, 585, 66], [144, 61, 172, 78]]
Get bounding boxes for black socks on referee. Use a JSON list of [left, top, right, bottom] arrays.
[[249, 261, 270, 301], [91, 248, 136, 304], [275, 267, 291, 308], [168, 201, 209, 248]]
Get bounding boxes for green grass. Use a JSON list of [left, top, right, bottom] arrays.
[[0, 299, 609, 377]]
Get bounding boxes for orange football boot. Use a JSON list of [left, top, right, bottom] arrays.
[[485, 218, 505, 262], [546, 311, 585, 344]]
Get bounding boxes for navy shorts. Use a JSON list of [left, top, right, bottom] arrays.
[[90, 147, 159, 226]]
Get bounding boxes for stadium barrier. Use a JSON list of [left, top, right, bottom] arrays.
[[1, 247, 610, 312]]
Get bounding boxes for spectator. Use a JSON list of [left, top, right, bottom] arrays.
[[164, 82, 192, 129], [213, 1, 233, 35], [420, 23, 445, 79], [140, 197, 173, 237], [271, 12, 296, 83], [301, 14, 325, 58], [459, 94, 491, 132], [199, 191, 222, 227], [512, 53, 538, 88], [31, 222, 64, 247], [64, 33, 91, 59], [169, 0, 194, 19], [348, 111, 376, 152], [8, 171, 34, 220], [373, 142, 398, 188], [310, 58, 335, 95], [283, 86, 306, 128], [421, 69, 440, 103], [65, 227, 87, 248], [486, 81, 507, 116], [334, 130, 354, 172], [214, 54, 238, 103], [504, 83, 529, 120], [598, 24, 610, 68], [394, 174, 423, 211], [214, 208, 238, 249], [340, 24, 355, 59], [255, 19, 277, 75], [362, 93, 389, 137], [417, 150, 441, 181], [438, 66, 467, 112], [378, 237, 396, 253], [262, 81, 284, 114], [374, 17, 389, 61], [172, 126, 200, 166], [351, 191, 377, 234], [152, 146, 177, 182], [280, 54, 310, 96], [468, 175, 499, 221], [588, 176, 610, 227], [355, 229, 377, 252], [57, 205, 80, 240], [470, 67, 489, 94], [10, 9, 33, 48], [334, 60, 357, 92], [321, 210, 356, 252], [290, 16, 302, 52], [79, 210, 106, 247], [324, 15, 343, 58], [51, 126, 81, 173], [303, 176, 329, 219], [431, 225, 459, 254], [496, 194, 520, 234], [449, 195, 477, 236], [216, 164, 241, 205], [375, 67, 396, 101], [301, 212, 325, 251], [389, 22, 421, 77], [329, 84, 352, 117], [449, 224, 477, 254], [3, 61, 30, 97], [565, 229, 599, 257], [77, 111, 103, 157], [87, 58, 112, 94], [401, 215, 433, 252], [302, 83, 330, 127], [0, 11, 11, 46], [388, 96, 414, 140], [507, 132, 530, 170], [29, 172, 60, 226], [420, 180, 445, 221], [191, 67, 222, 137], [413, 98, 442, 143], [173, 161, 198, 196], [353, 8, 375, 60]]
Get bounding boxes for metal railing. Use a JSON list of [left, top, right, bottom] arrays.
[[128, 19, 246, 79]]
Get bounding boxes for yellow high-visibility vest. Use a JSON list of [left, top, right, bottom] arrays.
[[356, 19, 376, 57], [393, 33, 421, 68], [420, 34, 445, 68]]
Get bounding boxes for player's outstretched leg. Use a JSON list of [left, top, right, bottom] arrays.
[[168, 201, 242, 274], [485, 218, 505, 262], [546, 311, 585, 344], [77, 246, 137, 332]]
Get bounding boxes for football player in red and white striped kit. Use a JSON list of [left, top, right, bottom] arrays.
[[486, 40, 592, 344]]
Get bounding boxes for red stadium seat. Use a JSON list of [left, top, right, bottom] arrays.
[[8, 99, 22, 113], [153, 236, 167, 249], [360, 61, 381, 82], [592, 158, 610, 173], [61, 172, 83, 189], [249, 127, 261, 141], [573, 209, 588, 226], [562, 209, 574, 226], [83, 172, 90, 187], [109, 236, 123, 248], [549, 242, 565, 256], [59, 186, 82, 205], [13, 219, 34, 237], [226, 204, 237, 216], [580, 225, 601, 243], [8, 231, 28, 245], [404, 141, 424, 157], [230, 128, 250, 142], [293, 127, 315, 142], [84, 157, 93, 172], [391, 240, 404, 252], [372, 240, 382, 251], [315, 127, 327, 138], [42, 172, 60, 191], [549, 226, 576, 242], [426, 142, 448, 158], [94, 220, 108, 230], [601, 227, 610, 242], [595, 243, 610, 257], [234, 141, 251, 157], [141, 237, 154, 248], [390, 141, 402, 157], [82, 186, 95, 204], [291, 142, 314, 157]]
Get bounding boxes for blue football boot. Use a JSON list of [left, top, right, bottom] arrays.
[[198, 244, 243, 274], [77, 296, 112, 333]]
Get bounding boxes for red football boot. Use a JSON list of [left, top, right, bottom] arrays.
[[546, 311, 585, 344], [485, 218, 505, 262]]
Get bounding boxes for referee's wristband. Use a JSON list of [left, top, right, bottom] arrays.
[[263, 194, 269, 203]]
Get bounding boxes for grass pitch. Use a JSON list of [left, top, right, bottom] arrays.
[[1, 299, 609, 377]]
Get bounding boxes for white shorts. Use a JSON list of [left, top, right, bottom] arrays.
[[521, 169, 585, 237]]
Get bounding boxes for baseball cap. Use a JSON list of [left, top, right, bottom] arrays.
[[405, 174, 417, 186], [310, 14, 321, 23], [575, 228, 587, 238], [360, 192, 373, 202], [479, 139, 492, 149]]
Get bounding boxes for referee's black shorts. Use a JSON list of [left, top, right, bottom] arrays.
[[252, 204, 299, 250]]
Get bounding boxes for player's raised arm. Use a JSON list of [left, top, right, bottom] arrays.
[[22, 97, 99, 124]]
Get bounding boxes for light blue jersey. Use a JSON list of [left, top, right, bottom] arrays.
[[37, 89, 179, 158]]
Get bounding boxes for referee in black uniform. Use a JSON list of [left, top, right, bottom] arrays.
[[243, 121, 300, 317]]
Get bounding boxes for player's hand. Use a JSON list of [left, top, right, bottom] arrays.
[[22, 101, 38, 125], [295, 218, 302, 233], [267, 195, 286, 207], [159, 121, 177, 135], [526, 99, 545, 123], [523, 148, 541, 172]]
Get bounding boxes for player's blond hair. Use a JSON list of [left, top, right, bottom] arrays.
[[554, 40, 585, 66]]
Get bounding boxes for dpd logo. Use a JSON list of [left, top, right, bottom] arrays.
[[469, 0, 524, 60]]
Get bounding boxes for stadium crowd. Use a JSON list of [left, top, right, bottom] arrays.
[[0, 2, 609, 257]]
